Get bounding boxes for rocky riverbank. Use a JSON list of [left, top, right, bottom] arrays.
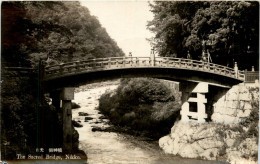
[[159, 84, 259, 164]]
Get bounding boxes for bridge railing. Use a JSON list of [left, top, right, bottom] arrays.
[[245, 70, 259, 83], [45, 57, 245, 81], [154, 57, 241, 78]]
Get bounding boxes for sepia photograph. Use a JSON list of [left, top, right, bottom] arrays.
[[1, 1, 259, 164]]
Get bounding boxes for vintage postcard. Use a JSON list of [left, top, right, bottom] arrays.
[[1, 1, 259, 164]]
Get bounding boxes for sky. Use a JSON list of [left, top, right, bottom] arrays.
[[80, 1, 154, 57]]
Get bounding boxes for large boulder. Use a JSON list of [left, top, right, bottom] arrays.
[[72, 120, 83, 127], [159, 121, 257, 163], [78, 112, 89, 116]]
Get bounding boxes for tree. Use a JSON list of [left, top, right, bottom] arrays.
[[98, 78, 180, 139], [2, 1, 125, 67], [148, 1, 259, 69]]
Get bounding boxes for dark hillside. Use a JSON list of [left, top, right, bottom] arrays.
[[2, 1, 124, 67], [1, 1, 124, 160]]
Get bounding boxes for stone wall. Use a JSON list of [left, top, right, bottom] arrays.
[[212, 83, 258, 124]]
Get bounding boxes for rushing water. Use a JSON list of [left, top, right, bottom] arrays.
[[72, 84, 229, 164]]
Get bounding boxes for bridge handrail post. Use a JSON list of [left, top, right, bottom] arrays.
[[150, 51, 155, 66], [108, 58, 111, 68], [115, 58, 118, 67], [92, 58, 96, 69], [166, 58, 169, 67], [59, 63, 64, 74], [177, 58, 181, 67], [75, 61, 80, 71], [123, 57, 126, 67], [234, 62, 238, 78], [100, 59, 103, 68]]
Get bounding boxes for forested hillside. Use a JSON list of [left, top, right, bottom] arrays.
[[2, 1, 124, 67], [147, 1, 259, 69], [1, 1, 124, 160]]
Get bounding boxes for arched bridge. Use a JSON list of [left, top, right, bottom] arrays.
[[2, 56, 248, 153], [25, 56, 247, 152], [44, 57, 245, 90]]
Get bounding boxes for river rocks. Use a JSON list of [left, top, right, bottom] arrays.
[[212, 84, 258, 124], [85, 117, 93, 121], [91, 126, 107, 132], [72, 102, 81, 109], [99, 115, 108, 119], [94, 119, 103, 124], [79, 112, 89, 116], [159, 121, 258, 163], [72, 120, 83, 127]]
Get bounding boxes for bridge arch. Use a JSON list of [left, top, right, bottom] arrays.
[[44, 57, 244, 90]]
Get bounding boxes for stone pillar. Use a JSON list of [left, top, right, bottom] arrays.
[[62, 100, 72, 152], [179, 82, 208, 123], [180, 93, 190, 122], [196, 93, 207, 122], [60, 87, 74, 153]]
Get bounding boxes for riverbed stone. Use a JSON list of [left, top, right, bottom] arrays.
[[78, 112, 89, 116], [85, 117, 93, 121], [99, 115, 108, 119]]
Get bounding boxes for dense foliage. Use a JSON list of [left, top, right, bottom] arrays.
[[1, 72, 38, 159], [2, 1, 124, 67], [98, 78, 181, 139], [1, 70, 63, 159], [1, 1, 123, 159], [147, 1, 259, 69]]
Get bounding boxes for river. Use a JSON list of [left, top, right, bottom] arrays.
[[72, 83, 229, 164]]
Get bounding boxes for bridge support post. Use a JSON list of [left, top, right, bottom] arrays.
[[50, 87, 74, 153], [50, 91, 62, 123], [179, 82, 208, 123], [60, 87, 74, 153]]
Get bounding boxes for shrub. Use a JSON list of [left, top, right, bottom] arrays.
[[98, 78, 181, 139]]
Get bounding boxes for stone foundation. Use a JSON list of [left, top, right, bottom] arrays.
[[212, 83, 258, 124]]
